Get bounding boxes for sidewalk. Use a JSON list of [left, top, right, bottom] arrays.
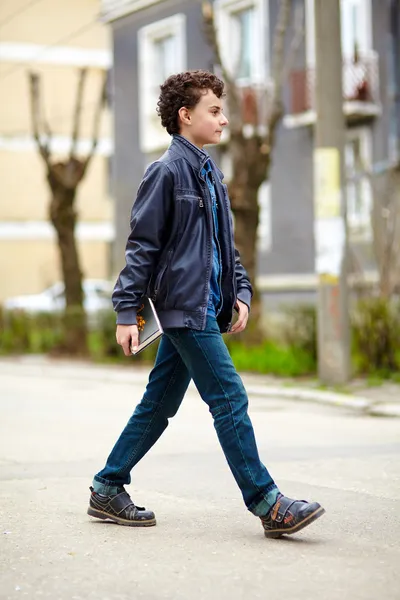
[[1, 354, 399, 417]]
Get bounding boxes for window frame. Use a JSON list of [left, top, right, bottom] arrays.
[[345, 126, 373, 239], [305, 0, 373, 67], [215, 0, 269, 86], [138, 14, 186, 153]]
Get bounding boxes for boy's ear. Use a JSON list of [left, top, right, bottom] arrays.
[[178, 106, 191, 126]]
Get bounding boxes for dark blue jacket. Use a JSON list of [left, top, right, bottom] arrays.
[[112, 134, 253, 333]]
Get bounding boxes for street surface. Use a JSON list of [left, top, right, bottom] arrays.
[[0, 359, 399, 600]]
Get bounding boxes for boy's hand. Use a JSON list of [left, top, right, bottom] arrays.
[[229, 300, 249, 334], [116, 324, 139, 356]]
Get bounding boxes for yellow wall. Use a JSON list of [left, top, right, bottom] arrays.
[[0, 1, 113, 301], [0, 66, 111, 139], [0, 151, 113, 221], [0, 1, 109, 48], [0, 239, 112, 301]]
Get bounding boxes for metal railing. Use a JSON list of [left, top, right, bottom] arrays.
[[288, 52, 380, 115]]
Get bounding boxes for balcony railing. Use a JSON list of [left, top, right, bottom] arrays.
[[288, 53, 380, 116]]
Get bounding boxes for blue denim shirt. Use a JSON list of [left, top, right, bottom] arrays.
[[202, 160, 222, 317]]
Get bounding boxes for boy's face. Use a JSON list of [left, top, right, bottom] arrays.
[[179, 89, 229, 148]]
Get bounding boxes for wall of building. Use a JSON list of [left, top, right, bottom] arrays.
[[107, 0, 393, 303], [110, 0, 214, 271], [0, 0, 113, 301]]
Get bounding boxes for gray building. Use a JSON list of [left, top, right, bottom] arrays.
[[101, 0, 400, 306]]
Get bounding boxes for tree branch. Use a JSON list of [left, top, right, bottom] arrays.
[[202, 1, 243, 135], [70, 68, 87, 160], [28, 71, 52, 170], [81, 71, 107, 177], [266, 0, 292, 142]]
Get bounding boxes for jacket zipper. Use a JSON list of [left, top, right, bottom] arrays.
[[201, 182, 214, 329]]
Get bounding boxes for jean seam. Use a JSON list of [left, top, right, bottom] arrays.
[[189, 328, 265, 502], [115, 355, 183, 477]]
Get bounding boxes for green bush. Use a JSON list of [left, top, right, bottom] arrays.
[[282, 304, 317, 363], [351, 297, 400, 375], [0, 308, 64, 354], [3, 297, 400, 379]]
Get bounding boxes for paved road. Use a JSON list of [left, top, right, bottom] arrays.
[[0, 360, 400, 600]]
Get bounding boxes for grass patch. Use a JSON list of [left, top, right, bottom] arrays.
[[366, 374, 385, 387], [229, 340, 315, 377]]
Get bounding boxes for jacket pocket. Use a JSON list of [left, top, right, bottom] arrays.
[[153, 249, 173, 302], [176, 194, 205, 241]]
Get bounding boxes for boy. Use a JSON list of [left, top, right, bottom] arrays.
[[88, 70, 325, 538]]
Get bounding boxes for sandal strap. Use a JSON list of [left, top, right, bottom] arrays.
[[109, 491, 136, 515]]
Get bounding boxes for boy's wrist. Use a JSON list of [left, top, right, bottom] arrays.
[[236, 289, 251, 312]]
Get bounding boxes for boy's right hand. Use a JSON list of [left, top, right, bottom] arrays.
[[116, 324, 139, 356]]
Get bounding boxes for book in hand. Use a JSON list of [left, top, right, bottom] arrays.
[[130, 296, 163, 355]]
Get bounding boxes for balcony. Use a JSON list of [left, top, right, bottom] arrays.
[[284, 53, 381, 128]]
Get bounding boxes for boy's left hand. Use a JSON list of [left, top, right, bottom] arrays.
[[229, 299, 249, 334]]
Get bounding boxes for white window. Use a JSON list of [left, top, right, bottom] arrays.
[[305, 0, 372, 66], [341, 0, 372, 60], [305, 0, 375, 107], [345, 127, 372, 239], [138, 14, 186, 153], [215, 0, 268, 85]]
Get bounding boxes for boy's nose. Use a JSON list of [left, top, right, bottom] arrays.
[[220, 115, 229, 126]]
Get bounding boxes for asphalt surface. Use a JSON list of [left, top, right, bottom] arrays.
[[0, 360, 400, 600]]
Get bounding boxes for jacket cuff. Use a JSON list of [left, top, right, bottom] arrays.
[[116, 308, 138, 325], [237, 288, 252, 311]]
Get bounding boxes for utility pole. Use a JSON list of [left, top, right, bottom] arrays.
[[313, 0, 351, 384]]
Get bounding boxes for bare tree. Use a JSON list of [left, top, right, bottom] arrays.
[[29, 69, 107, 355], [202, 0, 303, 333]]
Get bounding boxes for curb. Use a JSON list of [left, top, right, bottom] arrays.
[[246, 385, 371, 410], [1, 357, 399, 418], [366, 403, 400, 418], [246, 384, 400, 418]]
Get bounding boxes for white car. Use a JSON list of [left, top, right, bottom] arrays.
[[3, 279, 113, 315]]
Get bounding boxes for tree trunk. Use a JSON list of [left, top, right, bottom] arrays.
[[227, 136, 270, 342], [49, 179, 88, 355], [228, 182, 263, 342]]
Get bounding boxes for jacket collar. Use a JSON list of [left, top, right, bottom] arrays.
[[171, 134, 225, 182], [171, 134, 209, 170]]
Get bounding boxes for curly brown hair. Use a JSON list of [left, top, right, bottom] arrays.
[[157, 70, 225, 135]]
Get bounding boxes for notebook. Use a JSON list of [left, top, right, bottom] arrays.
[[130, 296, 163, 355]]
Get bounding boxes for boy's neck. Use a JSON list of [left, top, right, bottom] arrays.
[[177, 132, 204, 150]]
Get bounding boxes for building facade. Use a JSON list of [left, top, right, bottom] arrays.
[[101, 0, 400, 303], [0, 0, 114, 302]]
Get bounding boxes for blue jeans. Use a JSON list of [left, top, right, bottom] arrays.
[[93, 316, 279, 515]]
